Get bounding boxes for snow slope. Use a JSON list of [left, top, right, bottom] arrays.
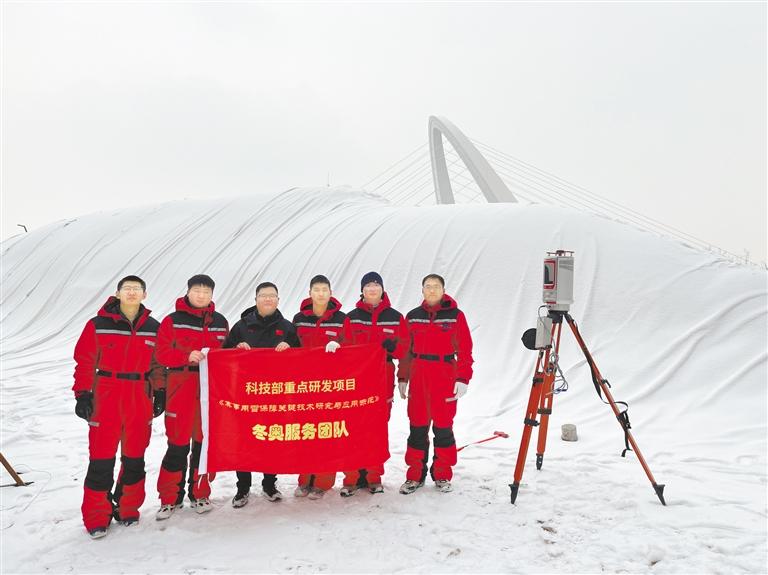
[[1, 187, 766, 574]]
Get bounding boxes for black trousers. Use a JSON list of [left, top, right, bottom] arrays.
[[236, 472, 277, 493]]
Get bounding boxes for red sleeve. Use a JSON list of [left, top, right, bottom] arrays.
[[341, 316, 352, 345], [155, 316, 188, 368], [391, 315, 409, 360], [453, 311, 474, 383], [72, 321, 98, 395], [396, 320, 413, 382]]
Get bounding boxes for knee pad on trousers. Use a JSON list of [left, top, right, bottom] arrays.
[[162, 442, 190, 472], [407, 425, 430, 450], [120, 456, 146, 486], [433, 426, 455, 448], [84, 458, 116, 492]]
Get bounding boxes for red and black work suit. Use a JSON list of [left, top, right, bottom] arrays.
[[398, 294, 474, 482], [343, 292, 408, 488], [292, 297, 352, 491], [73, 297, 164, 532], [155, 297, 229, 505], [222, 306, 301, 494]]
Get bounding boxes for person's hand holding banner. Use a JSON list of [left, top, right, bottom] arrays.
[[325, 341, 340, 353]]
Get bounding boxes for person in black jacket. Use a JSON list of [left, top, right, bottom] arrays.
[[222, 281, 300, 508]]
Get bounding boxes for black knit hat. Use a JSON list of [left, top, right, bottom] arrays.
[[310, 274, 331, 289], [187, 274, 215, 291], [360, 271, 383, 291]]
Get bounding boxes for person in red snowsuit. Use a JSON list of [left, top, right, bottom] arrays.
[[155, 275, 229, 520], [73, 275, 165, 538], [341, 271, 408, 496], [291, 274, 352, 499], [397, 273, 474, 494]]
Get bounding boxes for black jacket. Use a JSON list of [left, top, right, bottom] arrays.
[[223, 306, 301, 349]]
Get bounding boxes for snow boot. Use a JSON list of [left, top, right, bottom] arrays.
[[307, 487, 326, 500], [156, 503, 182, 521], [399, 480, 424, 495], [232, 490, 250, 508], [294, 485, 311, 498], [262, 484, 283, 502], [340, 485, 358, 498], [192, 498, 212, 514], [88, 527, 108, 540]]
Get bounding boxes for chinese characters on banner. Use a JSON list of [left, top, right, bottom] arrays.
[[200, 344, 390, 474]]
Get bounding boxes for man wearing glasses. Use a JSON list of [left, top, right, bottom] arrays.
[[155, 275, 229, 520], [223, 281, 300, 508], [73, 275, 165, 538], [397, 274, 474, 495]]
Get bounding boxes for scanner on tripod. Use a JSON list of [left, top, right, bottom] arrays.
[[511, 250, 666, 506]]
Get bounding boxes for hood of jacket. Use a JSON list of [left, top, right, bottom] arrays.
[[299, 296, 342, 321], [98, 296, 152, 328], [421, 293, 458, 315], [356, 291, 393, 317], [175, 296, 216, 319]]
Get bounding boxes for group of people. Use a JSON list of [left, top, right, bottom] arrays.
[[73, 271, 474, 539]]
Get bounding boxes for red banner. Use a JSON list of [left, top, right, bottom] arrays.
[[200, 344, 390, 474]]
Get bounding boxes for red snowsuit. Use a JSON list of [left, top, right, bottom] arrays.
[[155, 297, 229, 505], [292, 297, 352, 491], [73, 297, 164, 531], [343, 293, 408, 487], [398, 294, 474, 482]]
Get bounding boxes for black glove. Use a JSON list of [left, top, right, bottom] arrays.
[[382, 339, 397, 353], [75, 391, 94, 421], [153, 388, 166, 418]]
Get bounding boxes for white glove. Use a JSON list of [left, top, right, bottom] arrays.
[[325, 341, 341, 353], [398, 380, 408, 400], [447, 381, 468, 402]]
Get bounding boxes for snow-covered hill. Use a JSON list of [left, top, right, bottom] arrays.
[[1, 187, 766, 573]]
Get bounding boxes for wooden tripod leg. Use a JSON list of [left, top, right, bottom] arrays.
[[535, 321, 563, 470], [510, 350, 548, 504], [0, 452, 28, 487], [564, 314, 667, 506]]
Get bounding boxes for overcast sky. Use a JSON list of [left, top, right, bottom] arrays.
[[2, 1, 766, 263]]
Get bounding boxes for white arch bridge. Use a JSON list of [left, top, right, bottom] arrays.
[[363, 115, 750, 265]]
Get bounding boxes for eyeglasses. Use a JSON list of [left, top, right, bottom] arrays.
[[120, 286, 144, 293], [257, 294, 279, 300], [423, 284, 443, 291]]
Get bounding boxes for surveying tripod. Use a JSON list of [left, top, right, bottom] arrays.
[[509, 309, 666, 506]]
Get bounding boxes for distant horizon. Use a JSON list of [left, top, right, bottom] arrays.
[[2, 2, 765, 263]]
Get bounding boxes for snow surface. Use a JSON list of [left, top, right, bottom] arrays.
[[1, 187, 766, 574]]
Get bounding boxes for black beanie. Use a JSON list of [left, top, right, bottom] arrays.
[[187, 274, 215, 291], [360, 271, 383, 291], [310, 274, 331, 289]]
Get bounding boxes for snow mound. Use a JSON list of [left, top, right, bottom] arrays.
[[1, 187, 766, 573]]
